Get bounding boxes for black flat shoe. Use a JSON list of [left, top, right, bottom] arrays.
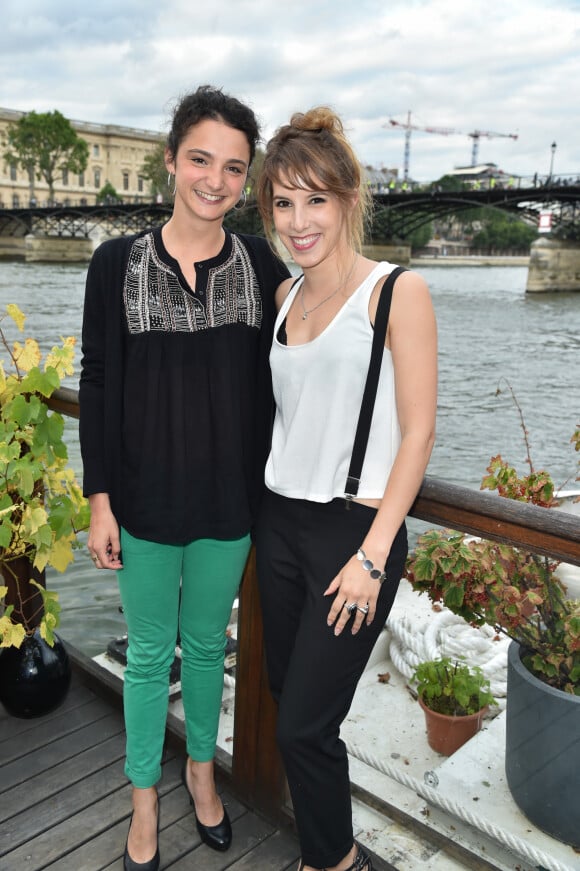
[[123, 803, 160, 871], [181, 763, 232, 852]]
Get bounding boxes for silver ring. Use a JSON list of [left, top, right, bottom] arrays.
[[345, 603, 357, 614], [357, 604, 369, 615]]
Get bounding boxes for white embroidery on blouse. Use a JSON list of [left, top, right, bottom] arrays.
[[123, 233, 262, 334]]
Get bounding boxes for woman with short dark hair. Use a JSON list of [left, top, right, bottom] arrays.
[[80, 84, 289, 871]]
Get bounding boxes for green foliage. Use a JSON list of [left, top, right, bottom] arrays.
[[406, 479, 580, 695], [572, 426, 580, 482], [3, 110, 89, 203], [246, 147, 264, 197], [407, 380, 580, 695], [481, 454, 555, 506], [0, 304, 89, 648], [96, 181, 122, 204], [429, 175, 470, 192], [140, 141, 171, 203], [412, 657, 497, 716], [471, 208, 537, 252]]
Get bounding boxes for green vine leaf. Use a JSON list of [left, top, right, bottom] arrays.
[[0, 305, 89, 648]]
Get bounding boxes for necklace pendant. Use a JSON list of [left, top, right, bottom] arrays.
[[302, 312, 308, 320]]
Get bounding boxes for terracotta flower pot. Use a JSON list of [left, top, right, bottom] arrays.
[[418, 695, 488, 756]]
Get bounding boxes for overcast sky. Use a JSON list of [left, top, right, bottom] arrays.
[[1, 0, 579, 182]]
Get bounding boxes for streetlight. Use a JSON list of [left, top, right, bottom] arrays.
[[548, 141, 557, 183]]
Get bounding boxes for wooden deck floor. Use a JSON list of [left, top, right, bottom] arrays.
[[0, 659, 395, 871]]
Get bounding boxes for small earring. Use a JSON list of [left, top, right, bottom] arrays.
[[167, 172, 176, 196], [233, 189, 247, 211]]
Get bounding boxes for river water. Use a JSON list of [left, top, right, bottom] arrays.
[[1, 259, 579, 655]]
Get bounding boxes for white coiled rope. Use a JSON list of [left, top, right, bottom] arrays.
[[387, 598, 510, 708]]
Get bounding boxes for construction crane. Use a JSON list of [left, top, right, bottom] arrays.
[[465, 129, 519, 165], [384, 111, 518, 180]]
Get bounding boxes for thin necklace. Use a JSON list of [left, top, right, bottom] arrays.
[[300, 254, 358, 320]]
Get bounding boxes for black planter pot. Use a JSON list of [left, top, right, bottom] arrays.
[[506, 640, 580, 848], [0, 628, 71, 718]]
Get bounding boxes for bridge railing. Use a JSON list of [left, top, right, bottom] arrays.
[[47, 387, 580, 821]]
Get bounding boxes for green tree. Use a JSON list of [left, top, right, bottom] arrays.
[[3, 110, 89, 204], [247, 147, 264, 197], [472, 208, 537, 253], [429, 174, 469, 192], [141, 141, 170, 203], [96, 181, 122, 204]]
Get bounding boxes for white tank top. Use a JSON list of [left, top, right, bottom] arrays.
[[265, 262, 401, 502]]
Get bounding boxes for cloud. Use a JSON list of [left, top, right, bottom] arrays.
[[1, 0, 579, 181]]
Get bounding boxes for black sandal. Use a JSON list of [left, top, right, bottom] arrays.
[[298, 843, 372, 871], [344, 843, 373, 871]]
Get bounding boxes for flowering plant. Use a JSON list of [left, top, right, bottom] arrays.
[[0, 304, 89, 648]]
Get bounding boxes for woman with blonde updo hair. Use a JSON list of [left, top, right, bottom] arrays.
[[255, 108, 437, 871], [257, 107, 372, 254]]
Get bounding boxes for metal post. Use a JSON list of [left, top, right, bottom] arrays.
[[548, 141, 557, 183]]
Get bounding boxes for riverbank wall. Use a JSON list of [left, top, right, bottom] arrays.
[[411, 254, 530, 267], [0, 235, 550, 273], [0, 235, 95, 262], [363, 244, 529, 268]]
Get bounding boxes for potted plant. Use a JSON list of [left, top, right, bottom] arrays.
[[405, 391, 580, 846], [412, 656, 497, 756], [406, 455, 580, 695], [0, 303, 89, 717]]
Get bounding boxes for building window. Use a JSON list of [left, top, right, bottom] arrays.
[[138, 175, 144, 193], [12, 193, 20, 208], [10, 164, 17, 181], [94, 169, 101, 188], [79, 172, 85, 187], [93, 144, 100, 157], [123, 171, 129, 191], [80, 197, 88, 205], [62, 168, 69, 185]]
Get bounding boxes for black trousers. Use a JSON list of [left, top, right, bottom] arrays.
[[255, 489, 408, 868]]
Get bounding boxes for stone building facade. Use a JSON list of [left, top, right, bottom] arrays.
[[0, 108, 164, 209]]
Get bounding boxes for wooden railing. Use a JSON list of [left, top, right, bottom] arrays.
[[49, 388, 580, 821]]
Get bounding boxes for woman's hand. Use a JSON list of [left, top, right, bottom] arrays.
[[87, 493, 123, 570], [324, 554, 379, 636]]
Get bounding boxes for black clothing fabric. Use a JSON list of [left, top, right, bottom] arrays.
[[255, 489, 408, 867], [79, 226, 289, 544]]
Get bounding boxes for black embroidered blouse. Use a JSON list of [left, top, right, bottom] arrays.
[[79, 226, 289, 544]]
